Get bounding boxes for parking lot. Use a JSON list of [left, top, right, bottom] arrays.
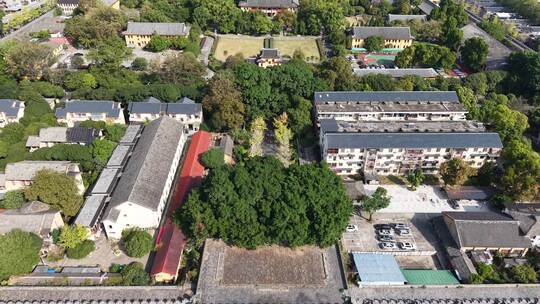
[[343, 213, 438, 256]]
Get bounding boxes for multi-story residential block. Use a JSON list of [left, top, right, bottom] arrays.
[[238, 0, 299, 17], [55, 100, 125, 127], [315, 91, 503, 176], [57, 0, 119, 15], [26, 127, 102, 151], [0, 99, 25, 127], [102, 117, 188, 239], [351, 26, 413, 51], [123, 22, 190, 48], [0, 161, 85, 194], [127, 97, 202, 133], [314, 91, 466, 123]]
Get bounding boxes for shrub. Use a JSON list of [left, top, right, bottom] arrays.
[[66, 240, 95, 259], [121, 262, 150, 286], [58, 224, 89, 249], [131, 57, 148, 71], [1, 190, 25, 209], [122, 229, 153, 258], [200, 148, 225, 169]]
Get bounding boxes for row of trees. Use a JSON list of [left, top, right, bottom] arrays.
[[174, 156, 353, 248]]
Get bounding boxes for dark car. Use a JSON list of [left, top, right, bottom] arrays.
[[378, 235, 395, 242], [374, 224, 392, 230]]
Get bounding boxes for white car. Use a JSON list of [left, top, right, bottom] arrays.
[[393, 223, 409, 230], [398, 242, 416, 250], [396, 228, 411, 236], [378, 229, 393, 236], [346, 224, 358, 232]]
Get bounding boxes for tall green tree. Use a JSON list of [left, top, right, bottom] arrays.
[[273, 113, 292, 166], [439, 158, 474, 186], [364, 35, 385, 52], [58, 224, 89, 249], [362, 187, 391, 221], [0, 230, 42, 281], [202, 73, 245, 131], [461, 37, 489, 72], [249, 116, 266, 157], [87, 37, 133, 72], [24, 170, 84, 217]]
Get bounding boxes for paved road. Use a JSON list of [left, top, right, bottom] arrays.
[[2, 0, 48, 23], [1, 10, 64, 41]]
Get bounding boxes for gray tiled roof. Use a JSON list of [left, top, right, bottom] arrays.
[[74, 194, 107, 228], [0, 202, 60, 236], [106, 145, 132, 168], [38, 127, 68, 143], [0, 99, 24, 117], [5, 161, 78, 181], [128, 97, 202, 116], [352, 26, 412, 39], [119, 124, 142, 145], [55, 100, 122, 119], [124, 22, 190, 36], [419, 0, 437, 14], [353, 68, 438, 78], [260, 48, 280, 59], [57, 0, 79, 4], [90, 168, 119, 195], [325, 132, 503, 149], [443, 211, 531, 249], [314, 91, 459, 103], [238, 0, 299, 8], [387, 14, 427, 22], [106, 117, 185, 215]]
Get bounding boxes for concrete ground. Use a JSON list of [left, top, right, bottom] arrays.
[[395, 255, 439, 269], [1, 10, 64, 41], [46, 236, 149, 272], [343, 214, 438, 255], [363, 185, 489, 213]]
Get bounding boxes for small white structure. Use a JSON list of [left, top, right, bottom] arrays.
[[0, 99, 25, 127], [25, 127, 102, 151], [102, 117, 187, 239]]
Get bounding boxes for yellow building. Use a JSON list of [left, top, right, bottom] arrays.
[[351, 26, 413, 51], [123, 22, 191, 48], [256, 48, 283, 68]]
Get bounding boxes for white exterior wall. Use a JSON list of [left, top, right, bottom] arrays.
[[59, 111, 125, 127], [103, 131, 187, 239], [129, 113, 202, 133], [322, 142, 502, 176], [58, 3, 77, 15], [316, 111, 467, 123], [0, 107, 25, 128]]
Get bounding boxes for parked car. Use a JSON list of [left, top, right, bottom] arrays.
[[396, 228, 411, 236], [378, 229, 393, 235], [392, 223, 409, 230], [346, 224, 358, 232], [374, 224, 392, 230], [398, 242, 416, 250], [379, 242, 397, 249], [449, 199, 460, 210], [378, 235, 395, 242]]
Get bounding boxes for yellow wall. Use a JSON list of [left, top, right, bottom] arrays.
[[125, 34, 188, 48], [352, 38, 413, 49]]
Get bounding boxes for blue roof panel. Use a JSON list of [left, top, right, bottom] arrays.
[[352, 253, 407, 284]]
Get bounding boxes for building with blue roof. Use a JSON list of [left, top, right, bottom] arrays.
[[0, 99, 25, 127], [55, 100, 125, 127], [352, 253, 407, 286], [127, 97, 202, 133]]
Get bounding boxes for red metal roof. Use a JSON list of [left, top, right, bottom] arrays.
[[150, 131, 212, 279]]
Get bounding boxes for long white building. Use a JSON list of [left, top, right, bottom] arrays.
[[315, 91, 503, 176], [102, 117, 187, 239]]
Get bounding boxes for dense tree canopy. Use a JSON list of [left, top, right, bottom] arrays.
[[24, 170, 84, 217], [0, 230, 42, 281], [440, 158, 474, 186], [121, 229, 153, 258], [175, 157, 352, 248], [395, 43, 456, 69], [461, 37, 489, 72]]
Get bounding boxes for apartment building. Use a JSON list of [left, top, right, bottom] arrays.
[[314, 91, 466, 123], [26, 127, 102, 151], [0, 161, 85, 194], [55, 100, 125, 127], [0, 99, 25, 128], [315, 91, 503, 176], [102, 117, 187, 239], [238, 0, 299, 17], [351, 26, 413, 51], [123, 22, 190, 48], [127, 97, 202, 133]]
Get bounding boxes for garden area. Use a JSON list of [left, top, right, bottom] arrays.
[[212, 35, 321, 62]]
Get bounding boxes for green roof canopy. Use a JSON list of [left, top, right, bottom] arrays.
[[401, 269, 460, 285]]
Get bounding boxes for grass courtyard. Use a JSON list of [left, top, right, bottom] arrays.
[[213, 34, 321, 63]]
